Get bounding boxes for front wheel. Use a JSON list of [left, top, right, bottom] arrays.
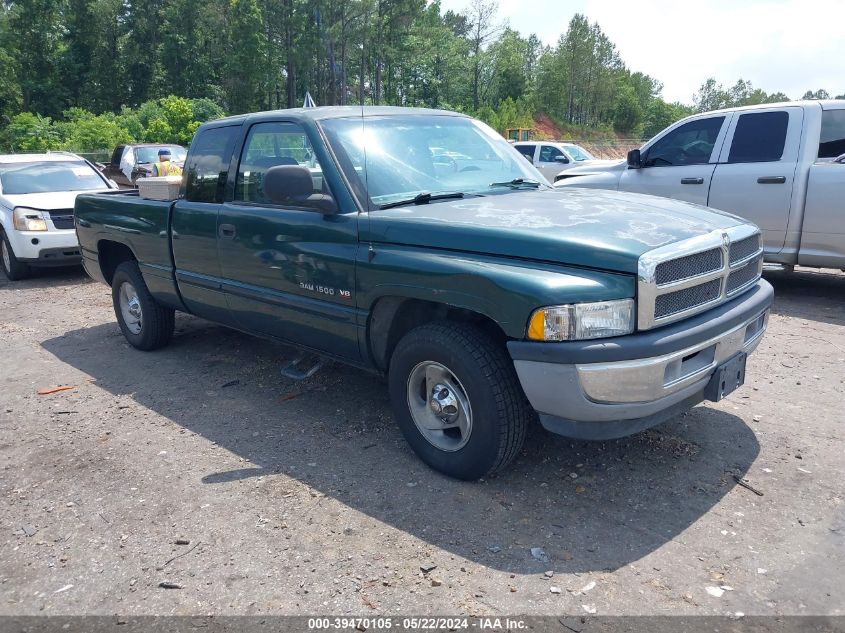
[[388, 322, 532, 480], [111, 261, 175, 350], [0, 231, 30, 281]]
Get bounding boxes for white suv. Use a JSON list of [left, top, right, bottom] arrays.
[[0, 153, 116, 280]]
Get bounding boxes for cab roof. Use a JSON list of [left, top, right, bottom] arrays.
[[206, 106, 469, 128]]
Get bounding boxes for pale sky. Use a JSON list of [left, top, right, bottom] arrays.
[[437, 0, 844, 104]]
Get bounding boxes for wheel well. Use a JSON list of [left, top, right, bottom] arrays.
[[369, 297, 508, 371], [97, 240, 136, 285]]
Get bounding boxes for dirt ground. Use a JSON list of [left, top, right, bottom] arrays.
[[1, 266, 843, 617]]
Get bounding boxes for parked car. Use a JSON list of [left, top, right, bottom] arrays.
[[101, 144, 187, 188], [556, 100, 845, 270], [75, 107, 772, 480], [513, 140, 616, 181], [0, 152, 117, 280]]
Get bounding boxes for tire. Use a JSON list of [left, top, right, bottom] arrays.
[[0, 230, 30, 281], [388, 321, 532, 480], [111, 261, 175, 351]]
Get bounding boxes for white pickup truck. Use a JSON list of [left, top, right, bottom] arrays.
[[556, 100, 845, 269]]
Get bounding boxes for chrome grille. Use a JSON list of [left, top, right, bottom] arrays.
[[729, 234, 762, 265], [655, 248, 723, 286], [727, 255, 763, 295], [654, 279, 722, 319], [638, 226, 764, 330]]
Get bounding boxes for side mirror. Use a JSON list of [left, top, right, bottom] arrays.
[[835, 153, 845, 164], [627, 149, 642, 169], [554, 155, 570, 164], [262, 165, 337, 214]]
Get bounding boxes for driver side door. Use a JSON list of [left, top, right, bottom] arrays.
[[536, 144, 570, 180], [217, 120, 361, 361], [619, 114, 731, 205]]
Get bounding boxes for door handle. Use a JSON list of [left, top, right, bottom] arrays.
[[218, 223, 236, 239], [757, 176, 786, 184], [681, 177, 704, 184]]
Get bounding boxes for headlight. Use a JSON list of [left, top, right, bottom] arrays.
[[13, 207, 48, 231], [527, 299, 635, 341]]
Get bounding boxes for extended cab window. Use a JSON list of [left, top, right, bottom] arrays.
[[539, 145, 566, 163], [728, 111, 789, 163], [184, 126, 238, 203], [645, 117, 725, 167], [819, 109, 845, 159], [235, 122, 328, 204]]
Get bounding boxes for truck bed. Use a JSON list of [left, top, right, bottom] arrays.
[[75, 190, 179, 305]]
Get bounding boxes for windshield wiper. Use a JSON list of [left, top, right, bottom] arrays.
[[379, 191, 467, 210], [489, 178, 543, 189]]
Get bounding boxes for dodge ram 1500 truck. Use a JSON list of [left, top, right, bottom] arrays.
[[74, 107, 773, 480], [555, 100, 845, 270]]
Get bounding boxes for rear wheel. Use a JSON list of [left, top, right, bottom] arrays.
[[388, 322, 531, 480], [111, 261, 174, 350], [0, 231, 30, 281]]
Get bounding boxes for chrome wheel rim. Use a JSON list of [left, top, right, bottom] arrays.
[[118, 282, 143, 335], [1, 240, 10, 273], [406, 361, 473, 452]]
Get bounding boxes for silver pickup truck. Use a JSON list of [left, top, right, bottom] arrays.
[[556, 100, 845, 270]]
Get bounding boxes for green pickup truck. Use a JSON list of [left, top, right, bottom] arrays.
[[74, 107, 773, 480]]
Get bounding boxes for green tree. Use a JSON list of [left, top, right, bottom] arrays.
[[8, 0, 67, 117], [643, 99, 692, 138], [0, 47, 22, 120], [802, 89, 830, 100], [2, 112, 61, 151], [158, 0, 227, 102], [58, 108, 132, 151], [225, 0, 266, 113], [120, 0, 167, 106], [612, 84, 643, 135]]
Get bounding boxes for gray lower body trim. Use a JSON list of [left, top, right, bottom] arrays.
[[537, 392, 705, 441], [21, 247, 82, 266], [514, 360, 709, 424]]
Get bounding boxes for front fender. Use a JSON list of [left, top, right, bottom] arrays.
[[359, 245, 635, 339]]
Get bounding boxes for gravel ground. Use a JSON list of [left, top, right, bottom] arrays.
[[0, 266, 843, 617]]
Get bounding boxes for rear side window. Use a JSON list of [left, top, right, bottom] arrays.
[[645, 116, 725, 167], [819, 110, 845, 159], [728, 111, 789, 163], [184, 126, 239, 203], [515, 145, 535, 161]]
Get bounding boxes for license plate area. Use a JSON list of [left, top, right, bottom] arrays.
[[704, 352, 747, 402]]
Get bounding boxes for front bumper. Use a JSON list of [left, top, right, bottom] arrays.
[[507, 279, 773, 440], [8, 229, 81, 266]]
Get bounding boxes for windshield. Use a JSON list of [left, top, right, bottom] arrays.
[[320, 115, 549, 207], [563, 144, 595, 161], [135, 146, 187, 164], [0, 161, 106, 194]]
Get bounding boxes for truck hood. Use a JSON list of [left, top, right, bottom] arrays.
[[566, 159, 620, 169], [366, 189, 747, 274], [2, 189, 109, 211]]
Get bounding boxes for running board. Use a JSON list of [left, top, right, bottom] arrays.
[[280, 356, 324, 381]]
